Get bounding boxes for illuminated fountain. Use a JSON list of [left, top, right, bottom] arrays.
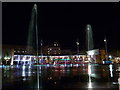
[[86, 24, 99, 63], [85, 24, 94, 89], [27, 4, 38, 60], [86, 24, 94, 51], [27, 4, 40, 90], [88, 64, 92, 89]]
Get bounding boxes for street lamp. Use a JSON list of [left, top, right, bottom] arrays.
[[76, 39, 80, 62], [40, 40, 43, 64], [76, 41, 79, 55], [104, 37, 108, 61]]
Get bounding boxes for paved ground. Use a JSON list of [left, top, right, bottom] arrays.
[[2, 64, 120, 90]]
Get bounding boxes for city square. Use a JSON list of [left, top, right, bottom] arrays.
[[2, 2, 120, 90]]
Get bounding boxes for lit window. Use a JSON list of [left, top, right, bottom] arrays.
[[48, 51, 50, 52], [50, 48, 52, 50]]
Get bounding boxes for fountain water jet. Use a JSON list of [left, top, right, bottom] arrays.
[[86, 24, 94, 51], [27, 4, 40, 90], [86, 24, 100, 64], [27, 4, 38, 57]]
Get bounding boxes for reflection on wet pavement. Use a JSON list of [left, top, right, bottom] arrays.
[[2, 64, 120, 90]]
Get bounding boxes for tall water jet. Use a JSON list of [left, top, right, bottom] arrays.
[[27, 4, 38, 57], [86, 24, 94, 51], [86, 24, 99, 63], [27, 4, 40, 89]]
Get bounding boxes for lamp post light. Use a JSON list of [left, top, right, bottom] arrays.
[[104, 37, 108, 61], [40, 40, 43, 64], [76, 39, 79, 55], [76, 40, 79, 61]]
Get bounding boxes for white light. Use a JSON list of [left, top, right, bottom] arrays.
[[34, 4, 37, 10], [118, 77, 120, 84], [88, 64, 92, 88], [54, 44, 56, 46], [76, 64, 78, 67], [4, 57, 10, 60], [109, 64, 113, 77], [76, 42, 79, 45], [109, 55, 112, 59], [22, 65, 26, 77], [88, 64, 91, 75], [104, 39, 106, 42], [88, 81, 92, 88], [87, 27, 90, 30]]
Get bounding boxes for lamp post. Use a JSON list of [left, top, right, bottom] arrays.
[[76, 39, 79, 62], [104, 37, 108, 61], [40, 40, 43, 64], [76, 40, 79, 55]]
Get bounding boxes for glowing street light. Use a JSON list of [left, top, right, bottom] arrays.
[[104, 37, 108, 61], [76, 39, 79, 55]]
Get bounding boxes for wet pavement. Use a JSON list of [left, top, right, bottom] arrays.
[[2, 64, 120, 90]]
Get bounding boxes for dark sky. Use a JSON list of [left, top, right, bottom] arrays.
[[2, 2, 120, 51]]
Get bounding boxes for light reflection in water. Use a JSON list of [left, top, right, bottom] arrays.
[[88, 64, 92, 89], [109, 64, 113, 77], [118, 73, 120, 90], [47, 64, 49, 67], [76, 64, 78, 67], [88, 64, 92, 75], [22, 65, 26, 81], [22, 65, 26, 77], [28, 66, 31, 76]]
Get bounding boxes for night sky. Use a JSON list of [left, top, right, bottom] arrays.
[[2, 2, 120, 51]]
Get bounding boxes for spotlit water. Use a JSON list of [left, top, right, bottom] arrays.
[[2, 64, 119, 90], [86, 24, 94, 51]]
